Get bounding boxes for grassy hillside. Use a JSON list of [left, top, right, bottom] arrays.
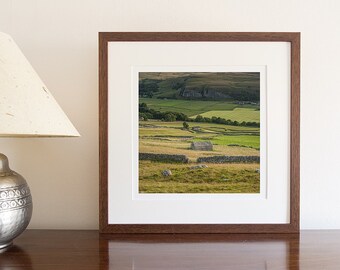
[[139, 72, 260, 101]]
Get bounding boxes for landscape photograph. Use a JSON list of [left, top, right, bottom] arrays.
[[138, 71, 261, 194]]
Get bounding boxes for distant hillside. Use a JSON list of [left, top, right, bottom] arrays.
[[139, 72, 260, 102]]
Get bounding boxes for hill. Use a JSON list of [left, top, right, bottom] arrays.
[[139, 72, 260, 102]]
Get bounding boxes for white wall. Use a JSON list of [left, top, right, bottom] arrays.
[[0, 0, 339, 230]]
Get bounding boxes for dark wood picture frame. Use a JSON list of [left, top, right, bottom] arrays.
[[99, 32, 300, 234]]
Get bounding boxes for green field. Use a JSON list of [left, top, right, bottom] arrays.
[[140, 121, 260, 149], [142, 120, 259, 132], [140, 121, 260, 160], [195, 135, 260, 149], [139, 120, 260, 193], [192, 108, 260, 123], [140, 98, 258, 116]]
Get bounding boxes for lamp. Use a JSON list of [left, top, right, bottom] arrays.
[[0, 32, 80, 249]]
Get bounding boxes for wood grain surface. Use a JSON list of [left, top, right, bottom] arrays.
[[3, 230, 340, 269], [99, 32, 300, 234]]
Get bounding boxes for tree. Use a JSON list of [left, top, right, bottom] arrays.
[[183, 122, 189, 129], [139, 103, 148, 112], [195, 115, 204, 122], [163, 113, 176, 122], [139, 113, 148, 121]]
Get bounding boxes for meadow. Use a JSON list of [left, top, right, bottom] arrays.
[[140, 121, 260, 155], [139, 161, 260, 193], [139, 120, 260, 193], [140, 98, 258, 116]]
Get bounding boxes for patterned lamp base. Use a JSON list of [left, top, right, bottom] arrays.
[[0, 154, 32, 249]]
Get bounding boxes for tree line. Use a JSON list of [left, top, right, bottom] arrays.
[[139, 103, 259, 128]]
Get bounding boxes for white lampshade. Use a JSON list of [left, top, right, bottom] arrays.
[[0, 32, 80, 137]]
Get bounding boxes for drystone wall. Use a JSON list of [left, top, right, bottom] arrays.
[[197, 155, 260, 163], [139, 153, 189, 163]]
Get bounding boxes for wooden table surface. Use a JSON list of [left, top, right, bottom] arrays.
[[1, 230, 339, 269]]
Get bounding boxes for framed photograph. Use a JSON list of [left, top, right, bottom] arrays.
[[99, 32, 300, 233]]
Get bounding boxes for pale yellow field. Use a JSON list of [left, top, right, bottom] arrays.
[[139, 138, 259, 161], [191, 108, 260, 123]]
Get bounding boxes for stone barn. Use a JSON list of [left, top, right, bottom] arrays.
[[191, 141, 213, 151]]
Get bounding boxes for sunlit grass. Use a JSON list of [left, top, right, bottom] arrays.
[[139, 161, 260, 193], [195, 135, 260, 149], [191, 108, 260, 123]]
